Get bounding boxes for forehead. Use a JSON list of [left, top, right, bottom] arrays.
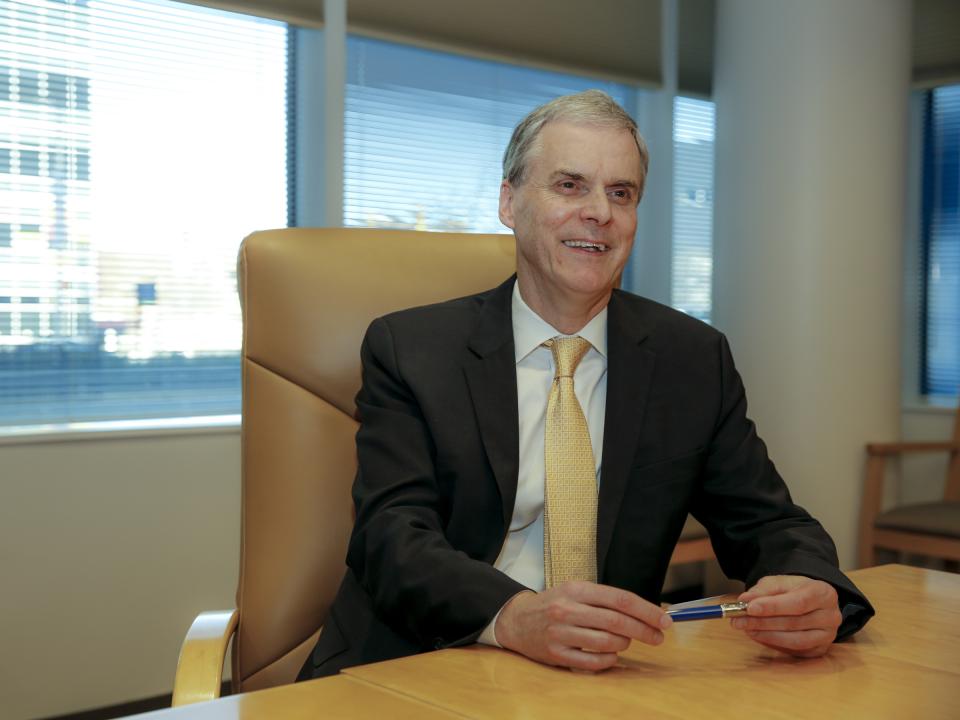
[[528, 121, 642, 182]]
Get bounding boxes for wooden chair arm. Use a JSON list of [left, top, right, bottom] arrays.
[[172, 609, 238, 707], [866, 442, 959, 456]]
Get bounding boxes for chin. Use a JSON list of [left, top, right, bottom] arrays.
[[564, 262, 620, 288], [561, 273, 617, 298]]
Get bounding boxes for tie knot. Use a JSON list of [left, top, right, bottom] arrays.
[[545, 336, 592, 379]]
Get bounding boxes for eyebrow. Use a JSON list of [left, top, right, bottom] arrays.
[[550, 169, 639, 190], [551, 169, 586, 182]]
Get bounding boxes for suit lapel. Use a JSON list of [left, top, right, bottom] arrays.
[[463, 277, 520, 530], [597, 290, 657, 576]]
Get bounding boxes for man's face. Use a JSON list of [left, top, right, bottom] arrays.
[[499, 121, 642, 314]]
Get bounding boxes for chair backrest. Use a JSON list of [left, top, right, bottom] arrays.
[[234, 228, 516, 692], [946, 404, 960, 502]]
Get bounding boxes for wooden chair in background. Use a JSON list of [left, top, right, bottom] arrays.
[[858, 404, 960, 569], [671, 516, 714, 565]]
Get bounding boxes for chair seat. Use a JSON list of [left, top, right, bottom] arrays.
[[875, 501, 960, 539], [680, 515, 709, 540]]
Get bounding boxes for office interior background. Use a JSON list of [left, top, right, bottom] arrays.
[[0, 0, 957, 718]]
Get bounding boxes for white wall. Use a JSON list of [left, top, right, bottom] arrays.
[[0, 430, 240, 720], [900, 408, 957, 505], [712, 0, 911, 569]]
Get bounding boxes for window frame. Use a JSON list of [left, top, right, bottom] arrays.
[[903, 87, 960, 410], [0, 0, 290, 438]]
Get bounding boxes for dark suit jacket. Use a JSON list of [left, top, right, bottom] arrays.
[[300, 277, 873, 680]]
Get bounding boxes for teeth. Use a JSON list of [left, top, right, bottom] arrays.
[[563, 240, 607, 251]]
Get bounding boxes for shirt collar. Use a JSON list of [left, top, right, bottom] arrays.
[[511, 282, 608, 364]]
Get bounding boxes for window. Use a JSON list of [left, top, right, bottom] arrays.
[[0, 65, 10, 100], [920, 84, 960, 398], [0, 0, 289, 427], [671, 97, 715, 323], [344, 37, 716, 323], [344, 36, 639, 234], [19, 148, 41, 176], [1, 10, 720, 431]]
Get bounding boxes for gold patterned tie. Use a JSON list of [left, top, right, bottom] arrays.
[[543, 336, 598, 588]]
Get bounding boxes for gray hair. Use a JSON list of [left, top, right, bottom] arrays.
[[502, 90, 649, 198]]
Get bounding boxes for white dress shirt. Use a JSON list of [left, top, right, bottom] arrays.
[[478, 283, 608, 645]]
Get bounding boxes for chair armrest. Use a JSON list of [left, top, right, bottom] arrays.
[[172, 609, 238, 707], [867, 442, 959, 456]]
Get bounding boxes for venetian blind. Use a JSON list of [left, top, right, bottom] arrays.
[[0, 0, 288, 428], [671, 96, 716, 323], [343, 35, 638, 234], [921, 84, 960, 397]]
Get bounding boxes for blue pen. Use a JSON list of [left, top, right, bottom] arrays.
[[666, 601, 749, 622]]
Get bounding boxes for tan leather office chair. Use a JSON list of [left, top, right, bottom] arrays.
[[171, 228, 516, 706], [171, 227, 716, 706], [858, 404, 960, 568]]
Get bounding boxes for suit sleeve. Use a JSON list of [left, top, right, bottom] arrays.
[[690, 334, 874, 640], [345, 316, 527, 650]]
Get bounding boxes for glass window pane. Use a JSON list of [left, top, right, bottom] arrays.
[[0, 0, 289, 427], [922, 84, 960, 398], [671, 96, 716, 324], [343, 37, 716, 324], [344, 36, 638, 235]]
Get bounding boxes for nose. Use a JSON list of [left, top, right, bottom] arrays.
[[579, 187, 612, 225]]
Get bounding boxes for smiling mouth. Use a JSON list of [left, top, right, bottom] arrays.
[[562, 240, 609, 253]]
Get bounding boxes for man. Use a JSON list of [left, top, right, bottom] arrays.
[[299, 90, 873, 679]]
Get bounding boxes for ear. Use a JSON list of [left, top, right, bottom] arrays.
[[498, 180, 516, 230]]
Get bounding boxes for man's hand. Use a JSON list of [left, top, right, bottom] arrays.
[[732, 575, 841, 657], [494, 581, 672, 671]]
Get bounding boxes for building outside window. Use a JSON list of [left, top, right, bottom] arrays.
[[0, 0, 288, 427]]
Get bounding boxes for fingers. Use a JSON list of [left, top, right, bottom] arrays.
[[494, 581, 670, 671], [535, 626, 626, 671], [733, 576, 841, 657], [553, 604, 665, 646], [550, 647, 621, 671], [731, 606, 841, 632], [554, 625, 633, 654], [745, 579, 838, 618], [564, 581, 673, 632], [569, 607, 666, 647], [741, 628, 834, 658], [535, 583, 667, 648], [738, 574, 804, 602]]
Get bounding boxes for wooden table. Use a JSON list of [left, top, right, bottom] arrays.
[[134, 674, 462, 719], [138, 564, 960, 719]]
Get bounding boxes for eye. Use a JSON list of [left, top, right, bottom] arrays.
[[608, 188, 633, 203], [558, 180, 579, 192]]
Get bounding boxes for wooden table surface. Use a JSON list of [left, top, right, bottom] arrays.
[[137, 564, 960, 719], [134, 674, 462, 719], [343, 564, 959, 719]]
